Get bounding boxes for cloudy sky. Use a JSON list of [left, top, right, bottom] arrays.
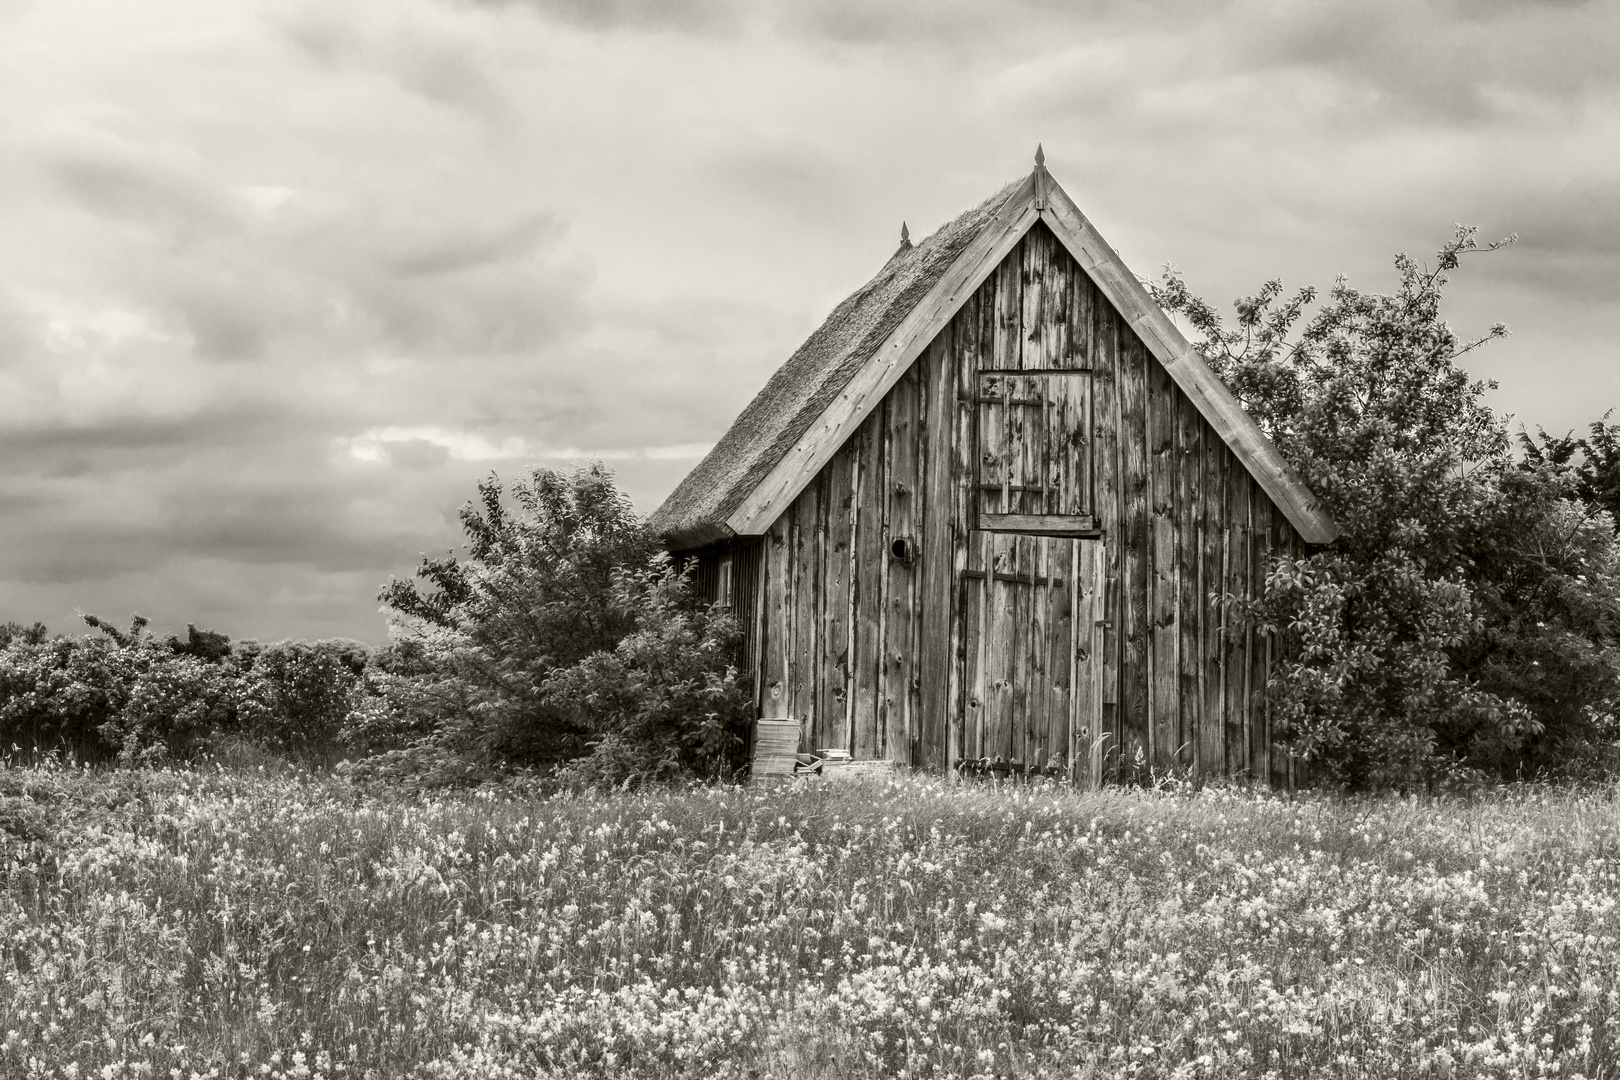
[[1, 0, 1615, 645]]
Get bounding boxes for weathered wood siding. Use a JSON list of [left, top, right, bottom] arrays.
[[748, 221, 1306, 780]]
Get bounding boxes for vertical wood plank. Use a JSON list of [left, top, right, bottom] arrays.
[[963, 545, 986, 760], [1118, 332, 1151, 776], [1021, 536, 1045, 767], [1250, 492, 1273, 785], [789, 479, 818, 750], [876, 400, 893, 761], [1088, 544, 1101, 790], [1086, 271, 1122, 778], [1035, 231, 1073, 767], [1043, 370, 1090, 520], [964, 278, 997, 762], [1284, 525, 1305, 790], [1047, 375, 1066, 517], [1224, 458, 1251, 779], [908, 338, 932, 769], [1047, 536, 1074, 770], [990, 534, 1018, 762], [821, 446, 855, 753], [1047, 220, 1073, 371], [1244, 476, 1257, 780], [883, 366, 920, 763], [1020, 226, 1045, 372], [949, 298, 980, 772], [1267, 511, 1291, 789], [980, 377, 1006, 519], [918, 332, 956, 770], [761, 515, 791, 719], [1201, 433, 1227, 777], [1176, 390, 1202, 775], [1087, 540, 1107, 788], [853, 413, 885, 760], [1017, 378, 1039, 515], [1067, 539, 1086, 781], [1148, 353, 1179, 773], [992, 237, 1023, 372]]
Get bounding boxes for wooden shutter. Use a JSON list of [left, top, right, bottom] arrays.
[[975, 370, 1095, 533]]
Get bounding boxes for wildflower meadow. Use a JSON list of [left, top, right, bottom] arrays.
[[3, 765, 1619, 1079]]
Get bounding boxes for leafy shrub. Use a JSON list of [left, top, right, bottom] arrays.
[[1522, 409, 1620, 527], [545, 556, 753, 787], [0, 634, 130, 761], [0, 615, 374, 766], [233, 639, 370, 762], [365, 464, 752, 788], [1463, 467, 1620, 778], [0, 622, 48, 648], [377, 463, 658, 768], [1157, 228, 1620, 787], [100, 653, 237, 765]]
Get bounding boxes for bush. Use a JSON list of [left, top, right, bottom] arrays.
[[233, 639, 370, 763], [0, 615, 375, 766], [545, 556, 753, 787], [0, 634, 132, 761], [1157, 228, 1620, 787], [377, 463, 658, 768], [0, 622, 48, 648], [367, 464, 752, 788], [1463, 466, 1620, 778]]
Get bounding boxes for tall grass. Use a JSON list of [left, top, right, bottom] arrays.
[[3, 764, 1619, 1078]]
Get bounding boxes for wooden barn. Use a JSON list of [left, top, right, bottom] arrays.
[[649, 150, 1339, 786]]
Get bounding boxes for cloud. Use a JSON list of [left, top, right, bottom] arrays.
[[345, 426, 531, 463], [278, 4, 511, 115], [49, 144, 234, 238], [462, 0, 739, 33]]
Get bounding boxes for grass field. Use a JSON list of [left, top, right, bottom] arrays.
[[2, 766, 1619, 1079]]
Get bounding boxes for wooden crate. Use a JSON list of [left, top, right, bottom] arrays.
[[751, 719, 801, 778]]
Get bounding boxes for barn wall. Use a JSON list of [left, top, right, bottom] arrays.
[[750, 221, 1307, 781]]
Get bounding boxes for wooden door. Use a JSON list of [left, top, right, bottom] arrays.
[[961, 535, 1104, 784]]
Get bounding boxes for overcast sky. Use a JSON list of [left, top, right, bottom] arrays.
[[1, 0, 1615, 645]]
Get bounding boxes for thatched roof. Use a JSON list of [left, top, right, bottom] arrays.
[[649, 179, 1023, 550]]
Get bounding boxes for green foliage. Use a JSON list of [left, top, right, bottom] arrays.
[[100, 653, 237, 765], [1521, 411, 1620, 527], [1157, 227, 1620, 787], [168, 624, 233, 664], [1462, 466, 1620, 778], [545, 556, 753, 787], [233, 639, 371, 762], [366, 464, 753, 788], [0, 621, 48, 648], [0, 614, 371, 765], [376, 463, 658, 768], [0, 633, 136, 761], [1260, 550, 1526, 788]]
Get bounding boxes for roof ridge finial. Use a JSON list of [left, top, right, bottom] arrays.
[[1034, 143, 1045, 168]]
